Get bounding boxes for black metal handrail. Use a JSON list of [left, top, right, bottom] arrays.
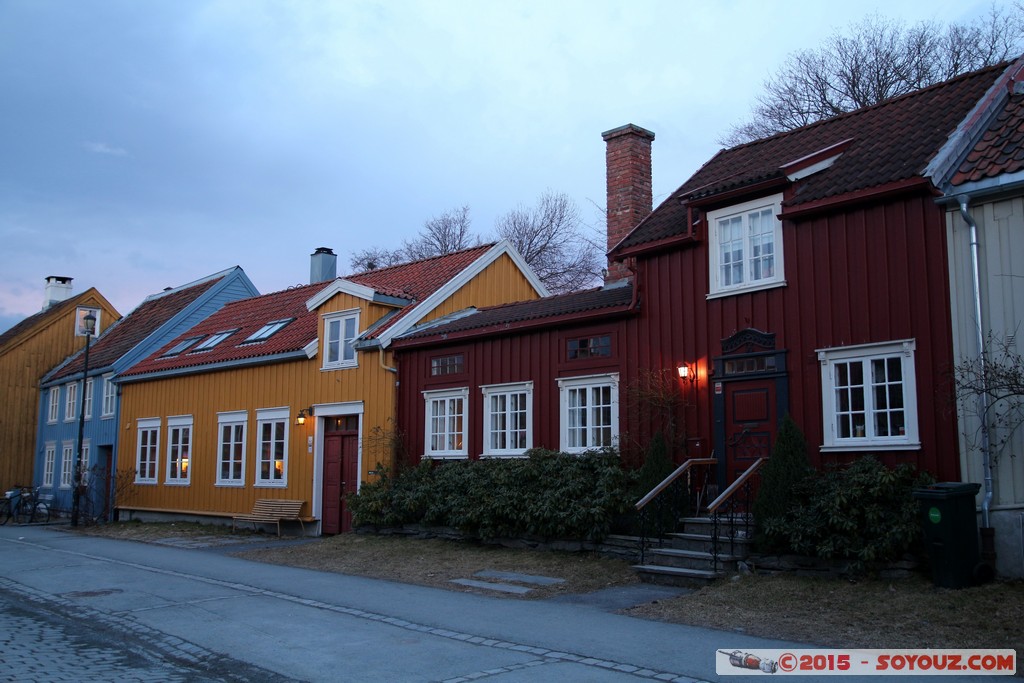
[[635, 457, 716, 563], [708, 458, 763, 571]]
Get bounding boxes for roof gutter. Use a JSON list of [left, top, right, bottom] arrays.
[[957, 195, 994, 530]]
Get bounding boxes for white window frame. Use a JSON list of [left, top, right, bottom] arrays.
[[47, 387, 59, 423], [192, 329, 237, 352], [82, 378, 94, 420], [423, 388, 469, 459], [43, 442, 56, 488], [323, 310, 360, 370], [818, 339, 920, 451], [217, 411, 248, 487], [79, 441, 90, 487], [707, 193, 785, 297], [558, 373, 620, 454], [255, 408, 289, 487], [481, 382, 533, 457], [60, 441, 75, 489], [136, 418, 161, 484], [165, 415, 193, 485], [101, 374, 116, 418], [64, 382, 78, 422]]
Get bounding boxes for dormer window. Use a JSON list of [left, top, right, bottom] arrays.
[[162, 336, 204, 357], [323, 310, 359, 369], [707, 193, 785, 298], [245, 318, 293, 343], [191, 329, 238, 352]]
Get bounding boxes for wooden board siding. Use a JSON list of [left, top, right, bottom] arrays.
[[0, 293, 119, 490], [421, 254, 542, 323], [632, 192, 959, 480]]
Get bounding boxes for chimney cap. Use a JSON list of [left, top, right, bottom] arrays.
[[45, 275, 74, 284], [312, 247, 335, 255], [601, 123, 655, 142]]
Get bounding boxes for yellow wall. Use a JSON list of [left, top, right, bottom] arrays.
[[0, 291, 118, 489], [116, 254, 542, 523]]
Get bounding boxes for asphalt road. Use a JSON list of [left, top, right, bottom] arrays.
[[0, 525, 1006, 682]]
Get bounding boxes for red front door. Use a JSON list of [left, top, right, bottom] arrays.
[[322, 419, 359, 534], [722, 378, 779, 484]]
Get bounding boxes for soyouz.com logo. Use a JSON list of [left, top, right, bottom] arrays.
[[716, 649, 1016, 676]]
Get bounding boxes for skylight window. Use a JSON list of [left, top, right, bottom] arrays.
[[244, 318, 293, 343], [191, 329, 237, 351], [162, 336, 204, 357]]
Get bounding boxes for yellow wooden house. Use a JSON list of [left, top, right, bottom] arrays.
[[0, 278, 119, 490], [115, 243, 546, 533]]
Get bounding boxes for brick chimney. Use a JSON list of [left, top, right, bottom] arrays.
[[602, 123, 654, 282], [310, 247, 337, 283], [42, 275, 73, 311]]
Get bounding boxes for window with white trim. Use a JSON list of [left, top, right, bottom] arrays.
[[136, 418, 160, 484], [101, 374, 116, 417], [79, 441, 90, 486], [82, 378, 94, 420], [818, 340, 919, 449], [245, 319, 293, 343], [424, 388, 469, 458], [481, 382, 532, 457], [47, 387, 59, 423], [166, 416, 193, 485], [191, 330, 236, 352], [558, 374, 620, 453], [60, 442, 75, 488], [217, 411, 247, 486], [708, 194, 784, 296], [43, 443, 56, 488], [323, 311, 359, 369], [64, 382, 78, 422], [162, 336, 203, 357], [256, 408, 288, 486]]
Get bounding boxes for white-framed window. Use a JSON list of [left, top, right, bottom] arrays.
[[423, 388, 469, 459], [708, 193, 784, 297], [818, 339, 920, 450], [82, 378, 94, 420], [64, 382, 78, 422], [60, 442, 75, 488], [47, 387, 60, 423], [245, 319, 293, 343], [162, 335, 204, 357], [192, 330, 237, 352], [165, 415, 193, 485], [481, 382, 533, 457], [101, 374, 116, 417], [79, 441, 90, 486], [217, 411, 247, 487], [558, 374, 620, 453], [323, 310, 359, 369], [136, 418, 161, 484], [256, 408, 289, 486], [43, 442, 56, 488]]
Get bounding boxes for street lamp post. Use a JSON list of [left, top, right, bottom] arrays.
[[72, 310, 97, 528]]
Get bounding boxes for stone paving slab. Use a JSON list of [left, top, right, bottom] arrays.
[[474, 570, 566, 586], [450, 578, 535, 594]]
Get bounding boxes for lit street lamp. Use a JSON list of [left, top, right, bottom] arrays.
[[72, 310, 97, 528]]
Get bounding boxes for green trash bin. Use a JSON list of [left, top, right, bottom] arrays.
[[912, 482, 981, 589]]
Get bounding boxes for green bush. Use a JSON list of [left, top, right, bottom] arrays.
[[762, 455, 932, 575], [752, 415, 812, 549], [348, 449, 634, 542]]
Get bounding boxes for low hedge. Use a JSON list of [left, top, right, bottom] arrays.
[[349, 449, 634, 542]]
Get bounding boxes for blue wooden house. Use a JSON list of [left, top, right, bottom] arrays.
[[34, 267, 258, 518]]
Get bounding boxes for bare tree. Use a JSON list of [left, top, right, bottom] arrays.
[[349, 206, 477, 272], [494, 190, 601, 294], [722, 6, 1024, 146], [955, 333, 1024, 465], [348, 245, 406, 272]]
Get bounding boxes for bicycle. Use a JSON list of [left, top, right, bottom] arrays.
[[1, 486, 50, 525]]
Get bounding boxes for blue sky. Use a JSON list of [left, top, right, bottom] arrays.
[[0, 0, 1006, 333]]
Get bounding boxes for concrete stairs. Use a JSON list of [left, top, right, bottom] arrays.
[[632, 516, 752, 586]]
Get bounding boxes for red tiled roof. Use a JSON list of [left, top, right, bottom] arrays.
[[121, 245, 500, 378], [395, 284, 634, 344], [120, 282, 325, 378], [952, 93, 1024, 185], [49, 277, 221, 381], [616, 62, 1010, 252]]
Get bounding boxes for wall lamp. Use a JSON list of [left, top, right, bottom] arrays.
[[295, 406, 314, 426], [677, 363, 696, 382]]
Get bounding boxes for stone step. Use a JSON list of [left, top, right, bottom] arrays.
[[664, 532, 752, 556], [646, 547, 740, 571], [631, 564, 720, 587]]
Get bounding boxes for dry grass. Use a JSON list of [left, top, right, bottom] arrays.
[[76, 522, 1023, 655]]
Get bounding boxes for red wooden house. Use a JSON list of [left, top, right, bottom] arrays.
[[394, 62, 1016, 496]]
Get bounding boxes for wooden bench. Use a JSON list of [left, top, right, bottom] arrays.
[[232, 499, 306, 537]]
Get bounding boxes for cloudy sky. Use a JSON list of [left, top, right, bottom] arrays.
[[0, 0, 1005, 333]]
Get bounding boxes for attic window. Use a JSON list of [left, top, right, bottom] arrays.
[[191, 329, 238, 352], [162, 336, 204, 357], [244, 319, 293, 343], [567, 335, 611, 360]]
